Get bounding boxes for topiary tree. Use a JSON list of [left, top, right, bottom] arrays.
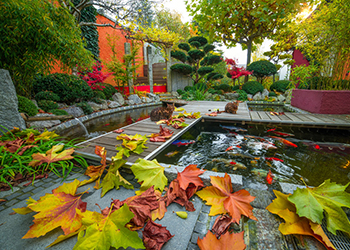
[[246, 60, 277, 84], [170, 36, 223, 85], [242, 81, 264, 95]]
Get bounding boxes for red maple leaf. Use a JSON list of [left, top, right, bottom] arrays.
[[142, 220, 174, 250]]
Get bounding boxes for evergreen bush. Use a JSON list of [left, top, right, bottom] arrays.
[[270, 80, 291, 92], [242, 81, 264, 95], [237, 90, 248, 101], [35, 91, 60, 102], [247, 60, 277, 84], [49, 109, 69, 116], [102, 84, 117, 99], [269, 91, 277, 97], [76, 102, 93, 115], [17, 95, 38, 116], [38, 100, 59, 112]]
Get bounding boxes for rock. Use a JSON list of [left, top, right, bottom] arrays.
[[261, 89, 269, 99], [253, 92, 263, 101], [126, 100, 135, 105], [107, 101, 121, 108], [0, 69, 26, 133], [141, 97, 152, 103], [88, 101, 107, 112], [285, 89, 293, 104], [277, 94, 286, 102], [57, 103, 68, 109], [64, 106, 84, 118], [128, 94, 142, 104], [27, 114, 61, 129], [171, 91, 180, 98], [206, 93, 213, 100], [224, 92, 239, 100], [112, 92, 125, 105], [147, 93, 160, 102], [31, 99, 39, 108], [247, 94, 253, 100]]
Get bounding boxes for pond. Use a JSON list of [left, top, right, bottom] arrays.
[[248, 103, 295, 113], [155, 121, 350, 190], [60, 105, 158, 140]]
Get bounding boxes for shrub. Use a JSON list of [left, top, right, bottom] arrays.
[[217, 83, 231, 92], [35, 91, 60, 102], [177, 89, 185, 95], [94, 90, 106, 100], [49, 109, 69, 116], [38, 100, 59, 112], [170, 64, 193, 75], [102, 83, 117, 99], [270, 80, 291, 93], [184, 86, 193, 92], [76, 102, 93, 115], [232, 85, 240, 91], [269, 92, 277, 97], [246, 60, 277, 84], [33, 73, 94, 104], [17, 95, 38, 116], [237, 90, 248, 101], [242, 81, 264, 95]]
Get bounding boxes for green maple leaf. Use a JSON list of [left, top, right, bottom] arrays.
[[100, 158, 133, 197], [73, 204, 145, 250], [288, 179, 350, 236], [131, 158, 168, 192]]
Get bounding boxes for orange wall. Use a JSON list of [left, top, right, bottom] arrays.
[[52, 14, 144, 86]]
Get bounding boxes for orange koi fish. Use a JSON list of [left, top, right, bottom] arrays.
[[269, 136, 298, 147], [271, 131, 294, 137], [266, 128, 276, 132], [165, 151, 179, 157], [265, 157, 284, 162], [266, 169, 274, 184]]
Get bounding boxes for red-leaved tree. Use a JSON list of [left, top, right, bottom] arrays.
[[225, 58, 252, 85], [78, 61, 113, 91]]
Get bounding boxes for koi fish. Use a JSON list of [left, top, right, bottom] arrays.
[[211, 158, 247, 170], [228, 151, 258, 159], [271, 131, 294, 137], [314, 145, 320, 149], [247, 141, 277, 150], [104, 123, 110, 126], [266, 169, 274, 184], [165, 151, 179, 157], [171, 139, 195, 147], [266, 128, 276, 132], [220, 124, 247, 132], [265, 157, 284, 162], [251, 168, 285, 182], [269, 136, 298, 147]]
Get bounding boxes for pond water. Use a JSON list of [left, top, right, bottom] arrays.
[[60, 106, 158, 140], [155, 121, 350, 190]]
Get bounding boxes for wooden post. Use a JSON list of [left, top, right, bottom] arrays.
[[166, 47, 172, 93], [147, 46, 154, 93], [124, 42, 134, 94]]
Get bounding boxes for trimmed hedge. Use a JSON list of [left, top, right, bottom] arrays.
[[17, 95, 38, 116], [242, 81, 264, 95], [35, 91, 60, 102], [38, 100, 59, 112], [33, 73, 94, 104], [270, 80, 291, 92]]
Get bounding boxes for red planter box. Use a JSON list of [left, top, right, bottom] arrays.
[[291, 89, 350, 114], [114, 85, 167, 95]]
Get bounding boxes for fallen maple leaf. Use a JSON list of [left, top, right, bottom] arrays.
[[113, 128, 124, 133], [177, 164, 205, 192], [196, 173, 257, 224], [211, 214, 233, 238], [142, 220, 174, 250], [197, 231, 246, 250], [73, 204, 145, 250], [166, 179, 195, 211], [29, 144, 74, 168], [148, 125, 174, 142], [117, 133, 148, 154], [17, 179, 87, 238], [288, 179, 350, 236], [151, 190, 167, 221], [131, 158, 168, 192]]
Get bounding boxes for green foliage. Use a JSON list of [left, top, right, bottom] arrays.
[[76, 102, 93, 115], [269, 92, 277, 97], [177, 89, 185, 95], [198, 66, 214, 75], [188, 49, 205, 60], [236, 89, 248, 101], [171, 50, 187, 63], [206, 55, 222, 66], [17, 95, 38, 116], [184, 86, 193, 92], [33, 73, 94, 104], [242, 81, 264, 95], [270, 80, 291, 93], [178, 43, 191, 52], [0, 0, 93, 97], [102, 83, 117, 100], [35, 91, 60, 102], [94, 90, 107, 100], [49, 109, 69, 116], [232, 85, 240, 91], [216, 83, 231, 92], [246, 60, 277, 84], [289, 64, 319, 89], [38, 100, 59, 112], [203, 44, 215, 54], [188, 36, 208, 46], [190, 41, 201, 48], [170, 64, 193, 75]]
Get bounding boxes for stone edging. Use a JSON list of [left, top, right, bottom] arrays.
[[247, 101, 309, 114], [49, 101, 162, 134]]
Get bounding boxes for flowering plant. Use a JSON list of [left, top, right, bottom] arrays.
[[225, 58, 252, 84], [78, 61, 113, 90]]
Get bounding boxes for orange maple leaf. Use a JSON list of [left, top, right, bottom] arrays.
[[29, 144, 74, 167], [197, 230, 246, 250], [21, 179, 87, 238], [196, 173, 257, 224], [176, 164, 206, 192]]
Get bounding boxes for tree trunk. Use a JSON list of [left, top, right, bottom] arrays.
[[124, 42, 134, 94], [244, 39, 252, 83], [147, 46, 153, 93]]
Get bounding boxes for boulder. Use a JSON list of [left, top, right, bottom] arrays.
[[128, 94, 142, 104], [112, 92, 125, 105], [0, 69, 26, 133], [285, 89, 293, 104], [108, 101, 121, 109], [88, 101, 108, 112], [224, 92, 239, 100], [64, 106, 84, 118], [247, 94, 253, 100], [27, 114, 61, 129], [277, 94, 286, 102], [126, 100, 135, 105], [147, 93, 160, 102], [171, 91, 180, 98], [141, 97, 152, 103], [57, 103, 69, 109], [31, 99, 39, 108], [261, 89, 269, 99], [253, 92, 263, 101]]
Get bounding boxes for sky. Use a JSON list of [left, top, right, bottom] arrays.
[[161, 0, 273, 66]]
